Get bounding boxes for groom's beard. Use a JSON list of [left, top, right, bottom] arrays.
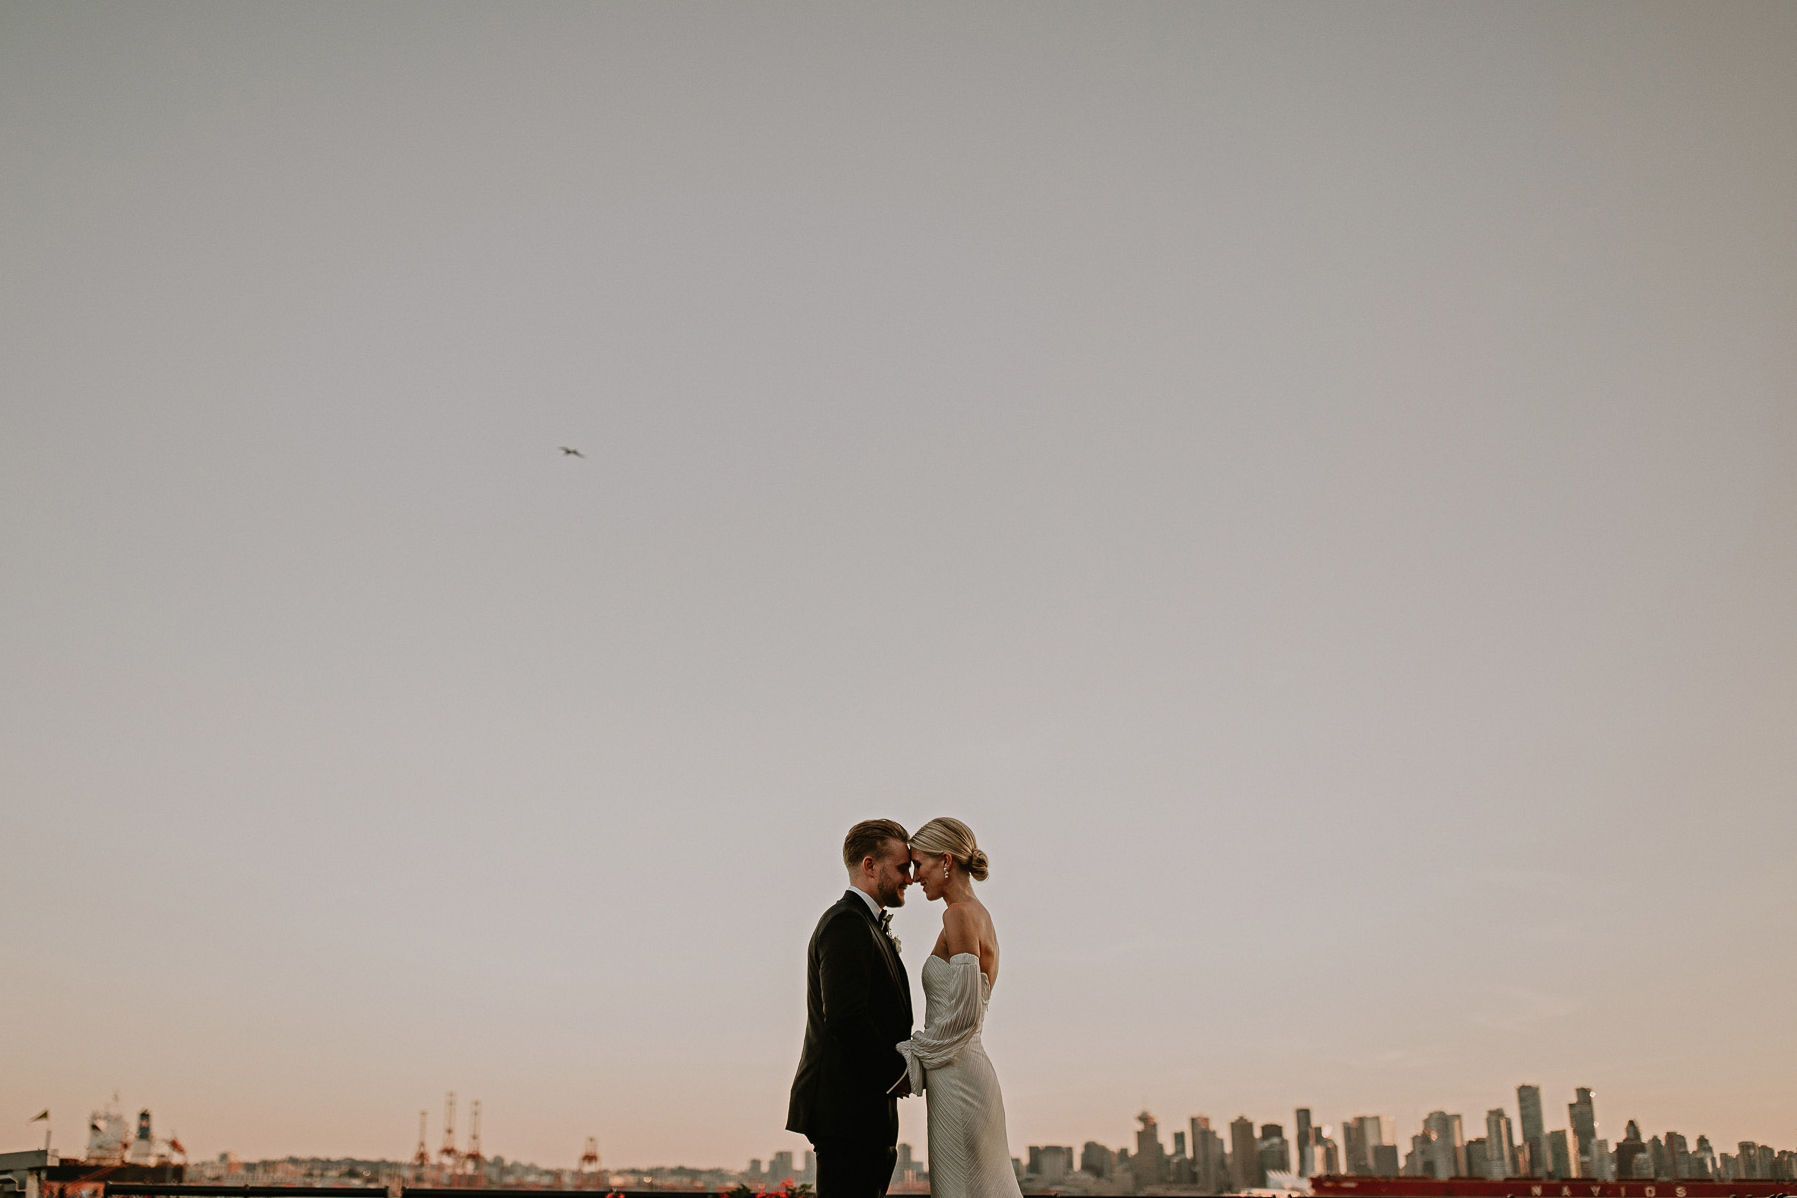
[[878, 879, 907, 907]]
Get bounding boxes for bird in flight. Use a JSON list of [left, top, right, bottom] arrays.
[[560, 446, 585, 458]]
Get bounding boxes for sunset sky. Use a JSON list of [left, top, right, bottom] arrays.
[[3, 0, 1795, 1172]]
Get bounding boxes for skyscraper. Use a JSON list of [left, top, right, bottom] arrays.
[[1486, 1109, 1517, 1179], [1345, 1117, 1385, 1175], [1192, 1117, 1229, 1194], [1694, 1136, 1718, 1180], [1232, 1116, 1264, 1190], [1027, 1146, 1074, 1184], [1137, 1113, 1167, 1188], [1297, 1110, 1315, 1178], [1615, 1122, 1647, 1180], [1517, 1086, 1546, 1178], [1423, 1112, 1464, 1180], [1569, 1089, 1597, 1177], [1664, 1132, 1689, 1180], [1345, 1120, 1369, 1176], [1259, 1124, 1291, 1178], [893, 1144, 918, 1190], [1546, 1131, 1573, 1180]]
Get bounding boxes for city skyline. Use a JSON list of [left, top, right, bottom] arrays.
[[18, 1078, 1793, 1179], [5, 0, 1796, 1173], [36, 1082, 1797, 1195]]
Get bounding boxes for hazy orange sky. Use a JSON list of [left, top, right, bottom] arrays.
[[3, 0, 1794, 1174]]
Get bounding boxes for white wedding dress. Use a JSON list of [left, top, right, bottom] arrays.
[[897, 953, 1024, 1198]]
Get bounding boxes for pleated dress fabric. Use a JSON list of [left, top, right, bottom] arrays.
[[897, 953, 1024, 1198]]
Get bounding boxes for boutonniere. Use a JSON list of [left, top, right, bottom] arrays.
[[878, 912, 901, 954]]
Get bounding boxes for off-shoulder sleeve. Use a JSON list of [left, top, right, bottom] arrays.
[[896, 953, 984, 1095]]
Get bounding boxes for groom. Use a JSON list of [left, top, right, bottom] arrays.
[[787, 819, 916, 1198]]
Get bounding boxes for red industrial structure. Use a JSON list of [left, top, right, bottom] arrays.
[[461, 1101, 486, 1187], [412, 1110, 431, 1183], [437, 1094, 458, 1180], [576, 1138, 602, 1189]]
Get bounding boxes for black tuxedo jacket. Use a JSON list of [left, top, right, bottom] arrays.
[[786, 890, 914, 1144]]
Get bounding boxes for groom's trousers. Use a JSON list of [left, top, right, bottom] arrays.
[[811, 1137, 895, 1198]]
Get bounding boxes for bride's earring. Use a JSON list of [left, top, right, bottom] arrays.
[[943, 863, 949, 880]]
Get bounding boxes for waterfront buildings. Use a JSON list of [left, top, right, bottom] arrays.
[[1570, 1088, 1598, 1177], [1226, 1116, 1260, 1190]]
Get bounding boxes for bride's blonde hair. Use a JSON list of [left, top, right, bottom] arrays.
[[909, 817, 990, 882]]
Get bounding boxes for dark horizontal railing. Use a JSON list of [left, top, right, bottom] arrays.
[[92, 1189, 1064, 1198], [106, 1189, 391, 1197], [106, 1190, 391, 1197]]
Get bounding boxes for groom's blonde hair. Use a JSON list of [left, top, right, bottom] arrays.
[[909, 817, 990, 881]]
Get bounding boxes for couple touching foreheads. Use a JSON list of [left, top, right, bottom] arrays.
[[787, 817, 1022, 1198]]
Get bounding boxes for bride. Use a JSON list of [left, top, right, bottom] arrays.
[[897, 818, 1024, 1198]]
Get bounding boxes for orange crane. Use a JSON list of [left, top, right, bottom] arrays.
[[463, 1101, 485, 1187], [438, 1093, 458, 1181], [413, 1111, 431, 1184], [577, 1138, 602, 1189]]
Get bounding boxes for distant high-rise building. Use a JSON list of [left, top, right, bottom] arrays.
[[1615, 1122, 1647, 1180], [1081, 1142, 1114, 1178], [1232, 1116, 1264, 1190], [768, 1151, 794, 1183], [1664, 1132, 1689, 1180], [893, 1144, 918, 1190], [1404, 1133, 1430, 1177], [1737, 1143, 1763, 1181], [1259, 1125, 1291, 1179], [1191, 1118, 1228, 1194], [1137, 1113, 1167, 1188], [1321, 1132, 1342, 1177], [1297, 1111, 1316, 1178], [1422, 1112, 1464, 1180], [1345, 1121, 1369, 1175], [1517, 1087, 1546, 1178], [1028, 1146, 1074, 1184], [1466, 1139, 1490, 1180], [1344, 1117, 1386, 1176], [1569, 1089, 1597, 1177], [1486, 1109, 1516, 1178], [1544, 1131, 1573, 1179], [1694, 1136, 1718, 1180], [1648, 1137, 1669, 1181]]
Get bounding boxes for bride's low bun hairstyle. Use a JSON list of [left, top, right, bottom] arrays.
[[911, 817, 990, 882]]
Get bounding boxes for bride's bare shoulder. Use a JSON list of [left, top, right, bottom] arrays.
[[941, 901, 982, 954]]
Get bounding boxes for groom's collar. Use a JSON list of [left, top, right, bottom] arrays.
[[847, 886, 882, 919]]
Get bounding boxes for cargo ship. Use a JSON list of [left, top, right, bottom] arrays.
[[1314, 1177, 1794, 1198]]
